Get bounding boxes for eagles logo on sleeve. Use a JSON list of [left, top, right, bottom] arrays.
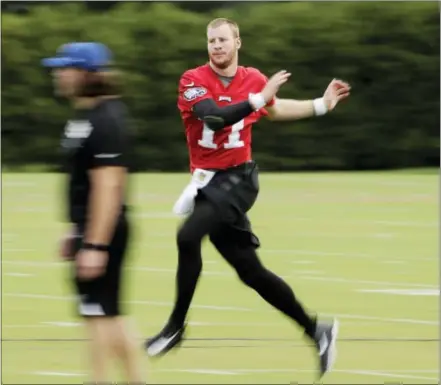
[[183, 87, 207, 101]]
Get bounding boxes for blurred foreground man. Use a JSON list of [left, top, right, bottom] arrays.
[[42, 42, 145, 384], [145, 18, 351, 380]]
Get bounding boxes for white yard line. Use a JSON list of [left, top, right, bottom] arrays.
[[281, 250, 372, 258], [182, 369, 240, 375], [3, 293, 253, 312], [153, 368, 440, 381], [273, 250, 435, 262], [34, 371, 85, 377], [30, 368, 438, 381], [3, 292, 437, 325], [2, 260, 436, 289], [280, 217, 437, 228], [3, 260, 227, 268], [133, 214, 438, 228], [4, 273, 34, 277], [136, 266, 230, 276], [342, 369, 438, 381], [132, 299, 253, 312], [265, 231, 400, 239], [2, 245, 437, 263], [2, 320, 416, 328], [326, 312, 437, 326], [42, 321, 82, 327], [163, 368, 438, 381], [294, 275, 437, 289], [358, 289, 439, 296]]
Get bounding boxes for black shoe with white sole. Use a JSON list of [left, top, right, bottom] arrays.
[[313, 319, 339, 379], [145, 323, 185, 357]]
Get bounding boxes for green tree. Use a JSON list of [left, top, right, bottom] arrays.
[[1, 1, 439, 171]]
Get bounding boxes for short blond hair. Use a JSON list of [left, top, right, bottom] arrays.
[[207, 18, 240, 38]]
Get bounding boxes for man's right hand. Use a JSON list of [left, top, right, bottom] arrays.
[[261, 70, 291, 104]]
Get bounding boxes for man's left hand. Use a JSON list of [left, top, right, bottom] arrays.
[[323, 79, 351, 111], [76, 249, 108, 280]]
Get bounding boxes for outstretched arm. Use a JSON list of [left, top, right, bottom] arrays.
[[266, 79, 351, 121], [192, 71, 291, 130], [178, 70, 291, 130]]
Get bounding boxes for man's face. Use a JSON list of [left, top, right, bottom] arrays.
[[51, 67, 84, 97], [207, 24, 240, 69]]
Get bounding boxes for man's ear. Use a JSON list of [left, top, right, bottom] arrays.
[[236, 37, 242, 50]]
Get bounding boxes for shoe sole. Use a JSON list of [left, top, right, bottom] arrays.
[[146, 334, 184, 358], [326, 319, 339, 372]]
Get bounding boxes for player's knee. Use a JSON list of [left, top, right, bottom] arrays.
[[235, 256, 266, 287], [237, 267, 261, 287], [177, 225, 201, 254]]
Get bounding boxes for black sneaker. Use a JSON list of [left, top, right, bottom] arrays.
[[313, 319, 339, 379], [145, 323, 185, 357]]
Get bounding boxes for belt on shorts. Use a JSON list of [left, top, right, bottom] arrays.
[[207, 160, 255, 173]]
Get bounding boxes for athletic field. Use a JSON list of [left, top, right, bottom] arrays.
[[2, 171, 438, 384]]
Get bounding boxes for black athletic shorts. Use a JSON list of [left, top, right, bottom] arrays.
[[197, 160, 261, 248], [71, 215, 129, 318]]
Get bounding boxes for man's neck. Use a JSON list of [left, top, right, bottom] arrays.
[[209, 60, 238, 78]]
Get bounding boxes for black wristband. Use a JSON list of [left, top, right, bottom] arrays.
[[82, 242, 110, 251]]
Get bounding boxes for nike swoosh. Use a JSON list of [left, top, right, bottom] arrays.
[[319, 333, 329, 355], [185, 82, 195, 87], [147, 330, 180, 356]]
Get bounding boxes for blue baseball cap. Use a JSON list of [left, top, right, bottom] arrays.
[[41, 42, 113, 71]]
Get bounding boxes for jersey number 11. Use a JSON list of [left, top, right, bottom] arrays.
[[198, 119, 245, 149]]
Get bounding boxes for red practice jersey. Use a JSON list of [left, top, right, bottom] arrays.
[[177, 64, 275, 172]]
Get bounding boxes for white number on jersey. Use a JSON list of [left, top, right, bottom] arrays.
[[198, 119, 245, 149]]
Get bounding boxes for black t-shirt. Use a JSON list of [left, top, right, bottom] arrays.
[[60, 98, 132, 224]]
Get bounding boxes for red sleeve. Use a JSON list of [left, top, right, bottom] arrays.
[[177, 70, 214, 113]]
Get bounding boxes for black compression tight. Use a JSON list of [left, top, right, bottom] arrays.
[[168, 199, 317, 338]]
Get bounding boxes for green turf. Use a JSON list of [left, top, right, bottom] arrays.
[[2, 171, 438, 384]]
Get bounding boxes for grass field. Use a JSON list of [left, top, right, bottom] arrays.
[[2, 171, 439, 384]]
